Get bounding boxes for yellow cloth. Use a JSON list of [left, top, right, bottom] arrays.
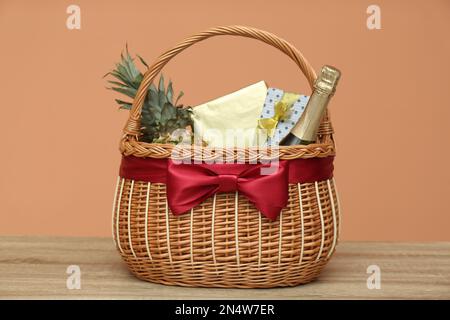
[[192, 81, 267, 147]]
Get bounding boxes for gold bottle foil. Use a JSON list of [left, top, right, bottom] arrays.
[[291, 65, 341, 142]]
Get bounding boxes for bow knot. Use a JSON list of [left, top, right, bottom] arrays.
[[217, 174, 238, 193]]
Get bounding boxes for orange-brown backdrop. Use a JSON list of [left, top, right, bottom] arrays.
[[1, 0, 449, 240]]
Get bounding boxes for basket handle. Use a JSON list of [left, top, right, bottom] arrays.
[[123, 25, 318, 137]]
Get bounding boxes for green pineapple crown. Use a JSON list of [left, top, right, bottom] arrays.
[[105, 46, 192, 143]]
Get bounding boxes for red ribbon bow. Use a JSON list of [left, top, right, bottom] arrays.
[[119, 156, 334, 221], [166, 160, 289, 220]]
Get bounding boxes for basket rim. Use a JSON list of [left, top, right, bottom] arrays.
[[119, 136, 336, 160]]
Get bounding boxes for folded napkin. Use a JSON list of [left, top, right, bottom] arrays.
[[191, 81, 267, 148]]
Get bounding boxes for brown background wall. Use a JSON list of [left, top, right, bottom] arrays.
[[1, 0, 449, 240]]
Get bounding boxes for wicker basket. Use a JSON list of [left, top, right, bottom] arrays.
[[112, 26, 341, 288]]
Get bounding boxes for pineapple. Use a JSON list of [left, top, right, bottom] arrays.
[[105, 47, 193, 144]]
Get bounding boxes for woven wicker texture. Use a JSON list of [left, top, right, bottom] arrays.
[[113, 26, 341, 288], [113, 178, 340, 288]]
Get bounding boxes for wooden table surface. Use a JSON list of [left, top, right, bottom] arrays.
[[0, 236, 448, 299]]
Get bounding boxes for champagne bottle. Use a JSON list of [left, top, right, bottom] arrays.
[[280, 65, 341, 146]]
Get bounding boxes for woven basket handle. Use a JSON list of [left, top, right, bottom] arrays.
[[123, 25, 318, 137]]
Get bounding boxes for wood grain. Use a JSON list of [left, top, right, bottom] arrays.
[[0, 236, 448, 299]]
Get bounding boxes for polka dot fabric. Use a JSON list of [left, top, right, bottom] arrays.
[[261, 88, 310, 146]]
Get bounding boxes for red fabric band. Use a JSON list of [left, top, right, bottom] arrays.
[[119, 156, 334, 220]]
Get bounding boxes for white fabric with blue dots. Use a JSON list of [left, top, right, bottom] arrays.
[[260, 88, 310, 146]]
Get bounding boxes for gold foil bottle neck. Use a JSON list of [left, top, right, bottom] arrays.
[[314, 65, 341, 96]]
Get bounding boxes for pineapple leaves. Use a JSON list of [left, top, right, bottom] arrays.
[[161, 102, 177, 123], [109, 86, 137, 99], [147, 87, 161, 111], [136, 54, 149, 69], [122, 46, 141, 84], [115, 99, 132, 110], [106, 47, 193, 144], [167, 81, 174, 104], [158, 75, 165, 93], [149, 83, 158, 97], [107, 69, 135, 89], [175, 91, 184, 106]]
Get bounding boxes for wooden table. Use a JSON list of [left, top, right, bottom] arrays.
[[0, 236, 448, 299]]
